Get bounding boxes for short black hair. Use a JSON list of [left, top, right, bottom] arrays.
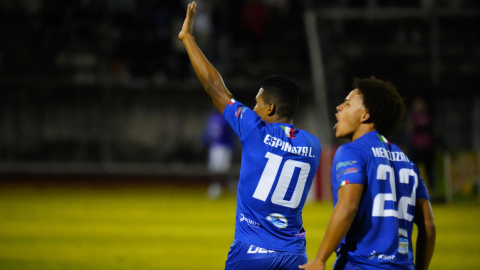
[[260, 75, 301, 120], [353, 76, 406, 139]]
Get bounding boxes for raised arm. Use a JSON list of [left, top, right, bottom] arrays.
[[414, 198, 436, 270], [178, 1, 233, 113]]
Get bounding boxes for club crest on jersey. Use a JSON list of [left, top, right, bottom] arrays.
[[266, 213, 288, 229]]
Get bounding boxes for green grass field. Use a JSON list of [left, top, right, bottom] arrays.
[[1, 182, 479, 269]]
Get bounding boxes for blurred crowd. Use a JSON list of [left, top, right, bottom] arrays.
[[0, 0, 308, 86], [1, 0, 478, 88]]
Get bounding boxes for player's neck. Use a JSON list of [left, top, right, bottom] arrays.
[[352, 123, 375, 141], [267, 116, 293, 125]]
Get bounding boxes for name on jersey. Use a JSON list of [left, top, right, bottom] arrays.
[[263, 135, 315, 158], [371, 147, 410, 162]]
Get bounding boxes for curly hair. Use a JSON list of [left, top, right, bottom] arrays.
[[353, 76, 406, 139], [260, 74, 301, 120]]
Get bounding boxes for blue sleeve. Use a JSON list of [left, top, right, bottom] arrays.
[[331, 144, 366, 191], [222, 99, 264, 141]]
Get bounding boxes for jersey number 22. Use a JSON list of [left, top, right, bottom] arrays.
[[373, 164, 418, 221]]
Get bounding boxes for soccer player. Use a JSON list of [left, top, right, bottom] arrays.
[[203, 110, 236, 199], [179, 2, 321, 270], [299, 77, 436, 270]]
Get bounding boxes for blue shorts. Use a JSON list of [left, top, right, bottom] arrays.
[[225, 240, 308, 270]]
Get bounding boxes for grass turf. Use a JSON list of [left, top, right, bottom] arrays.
[[0, 183, 479, 269]]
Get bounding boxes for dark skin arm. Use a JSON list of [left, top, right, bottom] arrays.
[[299, 184, 364, 270], [178, 1, 233, 113], [414, 198, 436, 270]]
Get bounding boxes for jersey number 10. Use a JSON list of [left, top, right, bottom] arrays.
[[252, 152, 311, 209], [373, 164, 418, 221]]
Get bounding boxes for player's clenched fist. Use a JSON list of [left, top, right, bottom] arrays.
[[179, 1, 196, 41]]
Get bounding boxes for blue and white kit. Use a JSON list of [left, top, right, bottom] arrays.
[[222, 99, 321, 269], [331, 131, 430, 270]]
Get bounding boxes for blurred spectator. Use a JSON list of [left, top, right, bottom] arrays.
[[239, 0, 268, 74], [240, 0, 268, 40], [203, 110, 236, 199], [111, 1, 185, 80], [406, 97, 437, 195]]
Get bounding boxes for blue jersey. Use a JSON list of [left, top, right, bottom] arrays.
[[223, 99, 321, 253], [331, 131, 430, 270]]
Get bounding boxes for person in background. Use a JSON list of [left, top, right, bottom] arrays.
[[300, 77, 435, 270], [203, 110, 236, 199], [406, 97, 437, 197]]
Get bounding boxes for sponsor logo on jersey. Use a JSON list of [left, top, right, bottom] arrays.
[[371, 147, 410, 163], [378, 254, 396, 261], [335, 160, 357, 170], [266, 213, 288, 229], [368, 251, 395, 261], [295, 232, 306, 238], [336, 167, 359, 178], [240, 107, 247, 118], [398, 228, 409, 254], [240, 213, 260, 228], [235, 106, 247, 118], [398, 238, 409, 255], [247, 245, 276, 254], [263, 134, 315, 158]]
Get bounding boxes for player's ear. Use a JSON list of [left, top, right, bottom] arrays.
[[267, 103, 276, 116], [361, 109, 370, 123]]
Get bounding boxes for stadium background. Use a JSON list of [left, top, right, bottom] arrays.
[[1, 0, 480, 269]]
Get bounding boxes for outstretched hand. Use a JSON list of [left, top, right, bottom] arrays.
[[179, 1, 196, 41]]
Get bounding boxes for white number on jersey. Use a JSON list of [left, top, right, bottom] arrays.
[[253, 152, 311, 208], [372, 164, 418, 221]]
